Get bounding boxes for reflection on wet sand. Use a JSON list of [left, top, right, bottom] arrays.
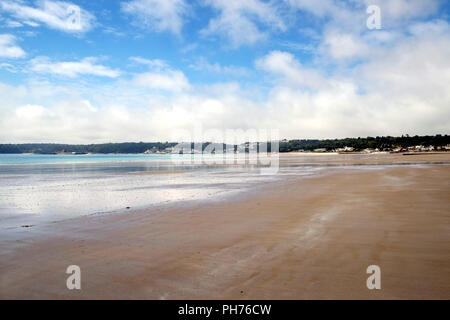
[[0, 158, 449, 299]]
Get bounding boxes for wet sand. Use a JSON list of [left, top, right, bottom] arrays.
[[280, 152, 450, 166], [0, 155, 449, 299]]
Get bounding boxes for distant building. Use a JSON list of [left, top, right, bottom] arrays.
[[336, 146, 354, 153], [144, 147, 158, 154], [392, 146, 405, 153]]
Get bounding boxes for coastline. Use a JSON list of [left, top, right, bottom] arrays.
[[1, 158, 449, 299]]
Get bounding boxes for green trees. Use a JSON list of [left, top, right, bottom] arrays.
[[278, 135, 449, 152]]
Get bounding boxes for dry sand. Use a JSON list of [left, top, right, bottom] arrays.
[[0, 155, 449, 299]]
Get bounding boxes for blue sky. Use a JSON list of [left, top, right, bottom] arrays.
[[0, 0, 449, 143], [0, 0, 320, 84]]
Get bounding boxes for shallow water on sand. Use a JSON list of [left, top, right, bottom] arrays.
[[1, 153, 446, 231], [0, 154, 300, 230]]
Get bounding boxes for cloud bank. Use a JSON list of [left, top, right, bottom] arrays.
[[0, 0, 448, 143], [0, 0, 95, 33]]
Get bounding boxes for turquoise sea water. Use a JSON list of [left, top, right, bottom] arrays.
[[0, 153, 178, 165]]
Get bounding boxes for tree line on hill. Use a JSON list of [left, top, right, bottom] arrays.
[[0, 135, 448, 154], [0, 142, 176, 154], [279, 134, 449, 152]]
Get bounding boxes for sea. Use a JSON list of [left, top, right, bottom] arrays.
[[1, 152, 439, 234], [0, 153, 295, 231]]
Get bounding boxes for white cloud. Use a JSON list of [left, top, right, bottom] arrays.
[[358, 24, 450, 99], [189, 58, 250, 77], [362, 0, 440, 22], [129, 56, 169, 70], [15, 104, 46, 119], [132, 70, 190, 92], [121, 0, 188, 35], [0, 0, 95, 33], [0, 62, 17, 72], [2, 29, 448, 144], [256, 51, 326, 90], [286, 0, 444, 65], [288, 0, 440, 22], [130, 57, 190, 91], [262, 26, 450, 137], [29, 57, 120, 78], [4, 19, 23, 27], [286, 0, 340, 17], [0, 5, 449, 143], [408, 19, 450, 37], [201, 0, 286, 47], [0, 33, 25, 58], [321, 31, 369, 60], [23, 20, 40, 27], [287, 0, 359, 29]]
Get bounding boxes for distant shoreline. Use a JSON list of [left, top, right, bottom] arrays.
[[0, 150, 448, 155], [1, 135, 449, 155]]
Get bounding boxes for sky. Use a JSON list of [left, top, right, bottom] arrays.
[[0, 0, 449, 143]]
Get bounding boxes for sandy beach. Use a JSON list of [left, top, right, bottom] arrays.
[[0, 154, 449, 300]]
